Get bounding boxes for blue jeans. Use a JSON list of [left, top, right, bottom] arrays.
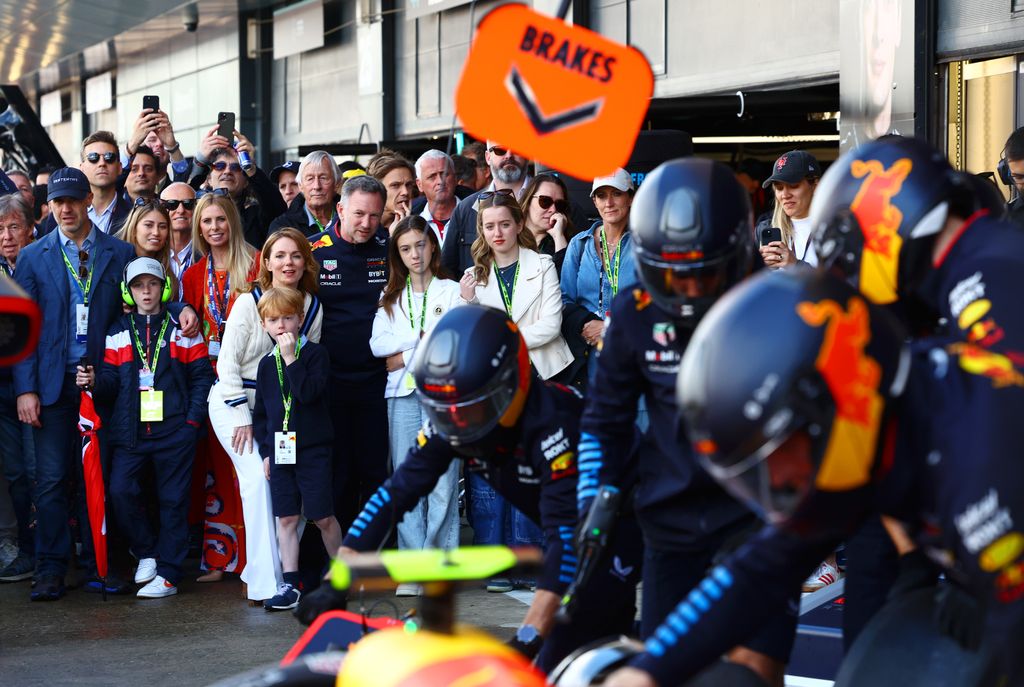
[[0, 379, 34, 555], [33, 376, 97, 578], [387, 395, 459, 550], [468, 473, 542, 549]]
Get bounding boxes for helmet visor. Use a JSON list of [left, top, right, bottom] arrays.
[[418, 380, 515, 445], [696, 426, 814, 525], [636, 250, 730, 320]]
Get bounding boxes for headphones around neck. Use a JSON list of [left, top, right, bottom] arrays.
[[120, 261, 173, 307]]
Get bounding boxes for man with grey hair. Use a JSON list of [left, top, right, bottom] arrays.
[[5, 171, 34, 210], [310, 174, 390, 528], [0, 191, 34, 582], [441, 141, 532, 275], [412, 150, 460, 249], [269, 151, 341, 237]]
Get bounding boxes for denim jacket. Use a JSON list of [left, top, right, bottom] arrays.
[[560, 221, 639, 318]]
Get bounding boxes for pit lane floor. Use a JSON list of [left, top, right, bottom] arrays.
[[0, 564, 527, 687]]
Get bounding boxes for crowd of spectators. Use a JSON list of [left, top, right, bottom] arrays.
[[2, 103, 1021, 611]]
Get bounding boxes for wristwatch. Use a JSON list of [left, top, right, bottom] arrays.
[[515, 623, 541, 646], [165, 141, 181, 154]]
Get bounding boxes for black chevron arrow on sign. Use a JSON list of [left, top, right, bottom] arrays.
[[505, 66, 605, 135]]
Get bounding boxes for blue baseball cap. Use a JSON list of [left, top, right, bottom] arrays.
[[47, 167, 91, 202]]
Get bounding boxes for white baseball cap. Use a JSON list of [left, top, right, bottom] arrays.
[[591, 168, 634, 195], [124, 257, 165, 285]]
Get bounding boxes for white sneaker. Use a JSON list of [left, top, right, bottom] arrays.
[[137, 575, 177, 598], [803, 560, 842, 593], [395, 583, 422, 597], [134, 558, 158, 584]]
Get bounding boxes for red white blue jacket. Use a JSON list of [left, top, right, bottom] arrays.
[[95, 309, 215, 448]]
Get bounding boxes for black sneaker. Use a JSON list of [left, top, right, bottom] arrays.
[[83, 575, 132, 595], [30, 574, 65, 601], [264, 583, 301, 611], [0, 553, 34, 582]]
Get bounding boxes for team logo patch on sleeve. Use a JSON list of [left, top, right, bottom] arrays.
[[549, 451, 577, 480], [633, 289, 652, 311]]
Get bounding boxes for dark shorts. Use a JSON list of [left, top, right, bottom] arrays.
[[269, 444, 334, 520]]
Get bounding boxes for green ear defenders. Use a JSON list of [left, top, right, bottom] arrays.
[[121, 257, 173, 306]]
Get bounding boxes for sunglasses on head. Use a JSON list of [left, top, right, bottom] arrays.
[[487, 146, 510, 157], [212, 161, 242, 172], [133, 196, 157, 208], [197, 188, 231, 199], [535, 195, 569, 214], [477, 188, 514, 202], [162, 199, 196, 211], [85, 151, 118, 164]]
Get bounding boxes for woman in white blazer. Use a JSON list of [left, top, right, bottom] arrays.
[[210, 228, 323, 603], [369, 216, 462, 585], [457, 192, 572, 591], [459, 193, 573, 380]]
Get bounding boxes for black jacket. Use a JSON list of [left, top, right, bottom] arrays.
[[268, 193, 340, 238], [252, 338, 334, 457], [578, 287, 751, 548], [343, 379, 584, 595]]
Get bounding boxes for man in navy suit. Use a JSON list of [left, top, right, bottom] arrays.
[[13, 167, 139, 600]]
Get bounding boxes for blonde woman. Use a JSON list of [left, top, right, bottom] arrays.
[[208, 226, 323, 605], [117, 200, 178, 297], [459, 193, 572, 380], [458, 193, 571, 591], [759, 150, 821, 269], [181, 193, 260, 593]]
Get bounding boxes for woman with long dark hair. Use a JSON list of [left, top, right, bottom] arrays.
[[370, 216, 462, 594], [520, 173, 574, 275]]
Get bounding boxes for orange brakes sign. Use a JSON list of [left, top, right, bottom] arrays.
[[455, 4, 654, 180]]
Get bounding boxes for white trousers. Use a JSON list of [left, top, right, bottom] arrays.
[[208, 389, 282, 601]]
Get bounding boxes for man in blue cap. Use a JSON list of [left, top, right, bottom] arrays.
[[12, 167, 176, 599]]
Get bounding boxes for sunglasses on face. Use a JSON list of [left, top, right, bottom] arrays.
[[162, 199, 196, 211], [535, 195, 569, 214], [477, 188, 514, 202], [85, 151, 118, 164], [212, 161, 242, 172], [487, 146, 510, 157]]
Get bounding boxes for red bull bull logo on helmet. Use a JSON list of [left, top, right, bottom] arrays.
[[849, 158, 913, 305], [796, 296, 884, 490]]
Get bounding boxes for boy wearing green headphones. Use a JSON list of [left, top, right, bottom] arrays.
[[80, 256, 215, 599]]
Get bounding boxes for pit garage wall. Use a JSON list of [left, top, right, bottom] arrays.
[[393, 0, 839, 141]]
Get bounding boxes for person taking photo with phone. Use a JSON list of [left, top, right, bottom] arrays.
[[758, 150, 821, 270]]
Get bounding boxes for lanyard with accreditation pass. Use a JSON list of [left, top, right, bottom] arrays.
[[493, 262, 519, 317], [61, 249, 93, 343], [131, 314, 170, 422], [273, 338, 303, 464]]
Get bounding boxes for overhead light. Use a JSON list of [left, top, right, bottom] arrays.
[[692, 135, 840, 144], [808, 111, 840, 122]]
